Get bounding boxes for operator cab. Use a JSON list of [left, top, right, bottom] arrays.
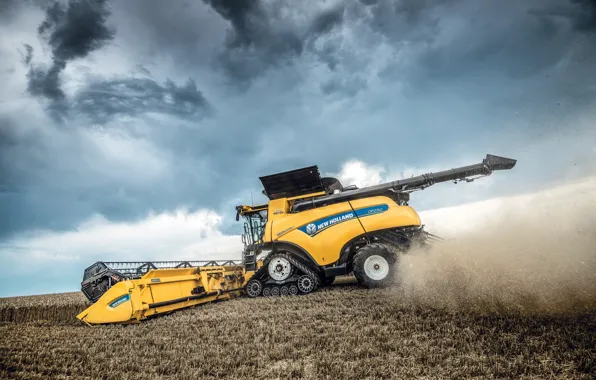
[[236, 206, 268, 270]]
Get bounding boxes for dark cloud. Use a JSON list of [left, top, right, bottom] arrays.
[[308, 5, 345, 36], [0, 0, 20, 21], [570, 0, 596, 31], [362, 0, 441, 42], [2, 0, 596, 246], [203, 0, 345, 82], [38, 0, 114, 62], [203, 0, 301, 82], [27, 61, 67, 115], [202, 0, 266, 48], [368, 0, 596, 117], [20, 44, 34, 66], [26, 0, 114, 120], [73, 77, 211, 123]]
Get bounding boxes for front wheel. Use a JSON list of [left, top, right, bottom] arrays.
[[353, 243, 397, 288]]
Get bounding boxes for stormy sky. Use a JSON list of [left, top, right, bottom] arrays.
[[1, 0, 595, 296]]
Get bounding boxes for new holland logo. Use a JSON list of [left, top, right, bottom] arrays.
[[109, 294, 131, 308], [298, 204, 389, 237]]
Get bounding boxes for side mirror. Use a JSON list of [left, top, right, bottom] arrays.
[[235, 211, 240, 221]]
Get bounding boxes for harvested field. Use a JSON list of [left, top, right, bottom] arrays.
[[1, 180, 596, 379], [1, 277, 594, 380]]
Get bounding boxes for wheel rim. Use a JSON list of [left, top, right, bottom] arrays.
[[246, 280, 262, 297], [268, 256, 292, 281], [297, 275, 315, 293], [271, 287, 280, 296], [363, 255, 390, 281], [280, 286, 289, 296], [263, 288, 271, 297]]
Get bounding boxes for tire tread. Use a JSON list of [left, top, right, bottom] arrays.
[[353, 243, 396, 288]]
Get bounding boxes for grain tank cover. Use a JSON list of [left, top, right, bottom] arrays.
[[259, 165, 325, 200]]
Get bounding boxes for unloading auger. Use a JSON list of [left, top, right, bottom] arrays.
[[77, 154, 516, 325]]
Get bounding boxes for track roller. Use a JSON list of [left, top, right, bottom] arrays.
[[297, 275, 316, 294], [245, 279, 263, 298], [289, 284, 299, 295], [248, 251, 321, 298]]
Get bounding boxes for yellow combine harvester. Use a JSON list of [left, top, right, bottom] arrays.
[[77, 154, 516, 325]]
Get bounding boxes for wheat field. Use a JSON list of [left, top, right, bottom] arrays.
[[0, 276, 594, 380]]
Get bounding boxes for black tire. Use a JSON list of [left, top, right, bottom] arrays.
[[297, 275, 316, 294], [353, 243, 397, 288], [289, 284, 299, 296], [245, 279, 262, 298]]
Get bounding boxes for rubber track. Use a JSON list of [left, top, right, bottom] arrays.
[[250, 253, 275, 282], [280, 252, 321, 291], [253, 251, 320, 295]]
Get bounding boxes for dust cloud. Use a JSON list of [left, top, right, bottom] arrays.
[[396, 177, 596, 315]]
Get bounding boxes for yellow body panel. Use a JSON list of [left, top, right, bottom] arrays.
[[349, 196, 421, 232], [271, 201, 364, 265], [262, 195, 422, 266], [77, 265, 252, 325]]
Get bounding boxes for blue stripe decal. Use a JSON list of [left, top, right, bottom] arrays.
[[298, 204, 389, 237], [109, 294, 130, 308], [355, 204, 389, 217]]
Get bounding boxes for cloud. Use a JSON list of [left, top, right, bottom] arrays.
[[37, 0, 114, 62], [0, 111, 176, 239], [328, 120, 596, 212], [0, 208, 242, 296], [26, 0, 115, 120], [21, 43, 33, 65], [332, 160, 386, 188], [569, 0, 596, 31], [72, 76, 211, 123], [202, 0, 346, 83], [2, 0, 596, 264]]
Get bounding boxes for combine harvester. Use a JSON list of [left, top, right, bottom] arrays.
[[77, 154, 516, 325]]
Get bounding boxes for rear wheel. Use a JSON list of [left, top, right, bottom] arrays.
[[353, 243, 397, 288]]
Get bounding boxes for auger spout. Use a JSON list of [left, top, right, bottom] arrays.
[[291, 154, 516, 212]]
